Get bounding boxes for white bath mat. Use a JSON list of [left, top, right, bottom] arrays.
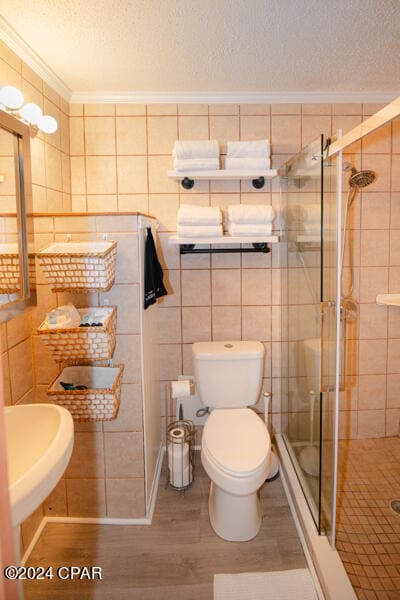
[[214, 568, 318, 600]]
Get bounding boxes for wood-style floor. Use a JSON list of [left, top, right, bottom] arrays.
[[25, 458, 306, 599]]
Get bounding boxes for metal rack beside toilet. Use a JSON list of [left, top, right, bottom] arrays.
[[166, 419, 196, 490]]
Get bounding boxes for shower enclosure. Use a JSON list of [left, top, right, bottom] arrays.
[[280, 134, 342, 543]]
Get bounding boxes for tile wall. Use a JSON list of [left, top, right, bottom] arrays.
[[32, 214, 145, 520]]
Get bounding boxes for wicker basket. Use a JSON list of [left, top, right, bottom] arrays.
[[0, 245, 36, 293], [37, 241, 117, 292], [47, 364, 124, 421], [37, 306, 117, 363]]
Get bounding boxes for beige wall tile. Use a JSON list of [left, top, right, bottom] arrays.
[[45, 145, 62, 191], [116, 104, 146, 116], [69, 103, 83, 116], [116, 116, 147, 154], [361, 192, 390, 229], [103, 284, 140, 334], [117, 155, 148, 193], [242, 306, 271, 341], [388, 339, 400, 373], [209, 115, 239, 153], [148, 194, 179, 231], [211, 269, 240, 305], [113, 334, 141, 383], [358, 339, 387, 374], [386, 408, 400, 436], [332, 104, 362, 115], [242, 269, 271, 305], [362, 154, 391, 192], [239, 116, 270, 140], [86, 155, 117, 194], [301, 104, 332, 115], [104, 431, 144, 478], [42, 479, 67, 517], [271, 104, 301, 115], [392, 117, 400, 153], [362, 123, 391, 154], [147, 104, 177, 116], [360, 230, 389, 266], [358, 375, 386, 410], [84, 116, 115, 155], [392, 155, 400, 191], [159, 343, 182, 379], [359, 304, 387, 339], [2, 353, 11, 406], [104, 383, 143, 432], [70, 156, 86, 194], [182, 270, 211, 306], [20, 506, 43, 555], [357, 409, 385, 438], [6, 312, 31, 348], [148, 155, 177, 193], [159, 269, 180, 307], [118, 194, 149, 213], [211, 306, 241, 340], [71, 195, 87, 211], [106, 478, 145, 517], [359, 266, 388, 302], [271, 115, 301, 154], [301, 115, 331, 148], [240, 104, 270, 115], [157, 307, 182, 343], [66, 478, 106, 517], [182, 307, 211, 343], [9, 339, 33, 403], [209, 104, 239, 116], [178, 116, 209, 140], [147, 116, 178, 155], [66, 431, 105, 477], [387, 374, 400, 408], [84, 103, 115, 116], [87, 194, 118, 212], [178, 104, 208, 116]]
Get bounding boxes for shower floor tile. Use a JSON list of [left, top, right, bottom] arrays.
[[337, 437, 400, 599]]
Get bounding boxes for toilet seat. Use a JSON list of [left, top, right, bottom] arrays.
[[202, 408, 270, 478]]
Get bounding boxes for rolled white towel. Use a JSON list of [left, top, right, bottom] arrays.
[[301, 203, 321, 223], [228, 204, 275, 224], [173, 139, 219, 160], [178, 225, 223, 238], [226, 139, 270, 158], [228, 223, 273, 236], [178, 204, 222, 226], [174, 157, 220, 171], [224, 157, 271, 170]]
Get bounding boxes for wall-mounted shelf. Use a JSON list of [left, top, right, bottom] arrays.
[[167, 169, 278, 190], [376, 294, 400, 307], [168, 234, 279, 254]]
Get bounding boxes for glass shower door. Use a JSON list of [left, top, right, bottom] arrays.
[[281, 135, 339, 538]]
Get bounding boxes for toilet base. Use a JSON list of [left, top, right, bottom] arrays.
[[208, 482, 262, 542]]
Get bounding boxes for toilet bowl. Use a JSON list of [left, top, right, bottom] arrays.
[[192, 340, 272, 542], [201, 407, 271, 541]]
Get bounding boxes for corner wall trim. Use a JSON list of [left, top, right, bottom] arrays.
[[70, 90, 400, 105], [0, 16, 71, 101]]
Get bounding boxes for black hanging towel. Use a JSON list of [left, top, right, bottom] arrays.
[[144, 227, 167, 309]]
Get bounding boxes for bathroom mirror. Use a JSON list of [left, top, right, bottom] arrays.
[[0, 110, 35, 322]]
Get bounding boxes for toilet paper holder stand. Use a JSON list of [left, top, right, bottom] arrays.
[[166, 419, 196, 490]]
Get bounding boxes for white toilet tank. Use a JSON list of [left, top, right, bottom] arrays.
[[192, 341, 265, 409]]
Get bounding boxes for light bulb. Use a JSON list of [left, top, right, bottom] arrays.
[[19, 103, 43, 125], [0, 86, 24, 109], [38, 114, 58, 134]]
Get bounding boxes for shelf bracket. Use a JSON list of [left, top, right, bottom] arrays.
[[181, 177, 195, 190], [252, 176, 265, 189], [180, 243, 270, 255]]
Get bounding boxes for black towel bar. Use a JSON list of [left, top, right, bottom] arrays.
[[179, 243, 270, 254]]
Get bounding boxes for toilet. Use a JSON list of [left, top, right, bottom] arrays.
[[192, 340, 272, 542]]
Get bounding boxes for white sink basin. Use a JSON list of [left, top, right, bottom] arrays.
[[4, 403, 74, 527]]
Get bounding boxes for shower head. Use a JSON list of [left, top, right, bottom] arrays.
[[348, 167, 376, 189]]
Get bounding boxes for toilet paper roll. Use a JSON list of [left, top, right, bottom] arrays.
[[171, 380, 191, 399], [168, 440, 192, 488]]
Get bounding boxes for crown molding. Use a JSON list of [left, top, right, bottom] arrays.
[[0, 16, 71, 101], [70, 90, 399, 104]]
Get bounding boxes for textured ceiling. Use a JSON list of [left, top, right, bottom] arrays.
[[0, 0, 399, 94]]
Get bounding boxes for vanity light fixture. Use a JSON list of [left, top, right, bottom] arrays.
[[0, 85, 58, 137]]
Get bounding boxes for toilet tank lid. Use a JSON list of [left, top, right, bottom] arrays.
[[192, 341, 265, 361]]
